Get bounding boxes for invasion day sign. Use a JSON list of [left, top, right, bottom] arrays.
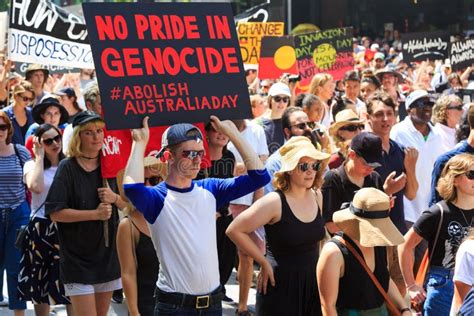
[[449, 39, 474, 71], [237, 22, 284, 64], [294, 27, 354, 91], [82, 3, 251, 130], [401, 31, 449, 63]]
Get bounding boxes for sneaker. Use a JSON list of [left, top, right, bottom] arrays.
[[235, 310, 252, 316], [0, 297, 8, 307], [222, 295, 233, 302], [111, 290, 123, 304]]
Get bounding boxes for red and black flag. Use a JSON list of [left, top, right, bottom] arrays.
[[258, 35, 298, 80]]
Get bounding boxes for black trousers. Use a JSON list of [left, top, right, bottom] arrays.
[[216, 213, 236, 293]]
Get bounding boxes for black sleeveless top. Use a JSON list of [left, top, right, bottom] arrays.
[[331, 233, 389, 310]]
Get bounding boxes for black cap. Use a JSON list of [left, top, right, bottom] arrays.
[[156, 123, 203, 157], [32, 96, 69, 125], [55, 87, 76, 98], [72, 111, 103, 127], [350, 132, 383, 168]]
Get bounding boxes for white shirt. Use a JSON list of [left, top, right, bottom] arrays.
[[227, 120, 269, 206], [23, 161, 58, 219], [450, 239, 474, 316], [433, 123, 457, 153], [62, 124, 74, 155], [390, 117, 445, 223]]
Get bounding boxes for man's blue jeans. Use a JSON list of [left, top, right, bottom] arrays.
[[423, 266, 454, 316], [0, 201, 29, 310], [154, 301, 222, 315]]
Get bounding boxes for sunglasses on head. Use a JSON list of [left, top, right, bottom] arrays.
[[273, 96, 289, 103], [465, 170, 474, 180], [0, 124, 8, 131], [42, 134, 61, 146], [297, 162, 321, 172], [181, 150, 205, 160], [447, 104, 463, 111], [340, 124, 364, 132], [145, 176, 162, 186]]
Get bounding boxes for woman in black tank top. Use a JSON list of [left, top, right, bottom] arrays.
[[227, 136, 330, 315]]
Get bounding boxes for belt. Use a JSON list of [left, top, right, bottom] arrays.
[[155, 286, 223, 309]]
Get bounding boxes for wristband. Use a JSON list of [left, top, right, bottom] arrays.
[[406, 283, 417, 290], [400, 307, 411, 313]]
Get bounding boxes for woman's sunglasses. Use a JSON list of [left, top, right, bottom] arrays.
[[0, 124, 8, 131], [273, 96, 289, 103], [339, 124, 364, 132], [297, 162, 321, 172], [181, 150, 205, 160], [145, 176, 162, 186], [447, 104, 463, 111], [465, 170, 474, 180], [19, 95, 33, 102], [42, 135, 61, 146]]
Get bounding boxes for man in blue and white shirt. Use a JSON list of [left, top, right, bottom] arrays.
[[123, 116, 270, 314]]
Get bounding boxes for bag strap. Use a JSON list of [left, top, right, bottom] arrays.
[[334, 235, 401, 316], [429, 202, 445, 262], [13, 144, 25, 169], [127, 217, 138, 267]]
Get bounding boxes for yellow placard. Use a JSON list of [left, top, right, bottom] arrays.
[[237, 22, 285, 65]]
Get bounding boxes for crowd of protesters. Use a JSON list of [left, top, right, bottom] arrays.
[[0, 27, 473, 316]]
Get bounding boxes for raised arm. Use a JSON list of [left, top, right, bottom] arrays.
[[25, 137, 45, 194], [124, 117, 149, 185]]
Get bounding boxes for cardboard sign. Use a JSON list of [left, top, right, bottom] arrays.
[[294, 27, 354, 91], [237, 22, 284, 65], [449, 39, 474, 71], [82, 2, 251, 131], [0, 12, 7, 51], [8, 0, 93, 68], [258, 35, 298, 80], [401, 31, 449, 63]]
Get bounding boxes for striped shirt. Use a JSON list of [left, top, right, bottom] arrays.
[[0, 144, 31, 209]]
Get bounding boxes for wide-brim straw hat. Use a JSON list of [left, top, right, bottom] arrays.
[[329, 109, 363, 136], [275, 136, 330, 175], [25, 64, 49, 81], [375, 65, 404, 82], [333, 188, 405, 247]]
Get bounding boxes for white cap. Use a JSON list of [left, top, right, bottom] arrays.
[[405, 90, 435, 110], [371, 43, 380, 51], [268, 82, 291, 97]]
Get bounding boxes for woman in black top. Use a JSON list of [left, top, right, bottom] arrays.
[[45, 111, 126, 316], [317, 188, 410, 316], [227, 136, 329, 315]]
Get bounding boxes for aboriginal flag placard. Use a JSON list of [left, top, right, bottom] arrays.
[[258, 35, 297, 80], [82, 2, 251, 130]]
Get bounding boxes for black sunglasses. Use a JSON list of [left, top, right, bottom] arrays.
[[145, 176, 162, 186], [181, 150, 205, 160], [291, 122, 311, 130], [273, 96, 289, 103], [297, 162, 321, 172], [447, 104, 463, 111], [42, 135, 61, 146], [339, 124, 364, 132], [466, 170, 474, 180], [413, 100, 434, 108], [0, 124, 8, 131]]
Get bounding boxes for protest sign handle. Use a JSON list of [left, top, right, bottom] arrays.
[[102, 178, 110, 248]]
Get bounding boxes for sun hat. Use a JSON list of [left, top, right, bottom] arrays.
[[25, 64, 49, 81], [72, 110, 103, 127], [155, 123, 203, 158], [275, 136, 330, 175], [333, 187, 405, 247], [375, 64, 404, 82], [268, 82, 291, 97], [329, 109, 363, 136], [350, 132, 383, 168], [32, 96, 69, 125], [405, 89, 436, 110]]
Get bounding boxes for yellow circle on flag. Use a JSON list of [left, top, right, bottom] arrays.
[[274, 45, 296, 70], [313, 43, 336, 70]]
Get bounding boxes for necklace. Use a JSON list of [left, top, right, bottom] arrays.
[[458, 208, 472, 227], [80, 155, 99, 160]]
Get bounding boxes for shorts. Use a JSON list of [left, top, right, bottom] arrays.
[[64, 278, 122, 297], [229, 204, 265, 254]]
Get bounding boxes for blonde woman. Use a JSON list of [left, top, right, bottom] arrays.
[[309, 73, 335, 128], [116, 157, 166, 316], [45, 111, 126, 316], [432, 95, 464, 152], [398, 153, 474, 316], [227, 136, 330, 315]]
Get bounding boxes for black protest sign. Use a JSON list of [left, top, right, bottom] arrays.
[[401, 31, 449, 63], [8, 0, 93, 68], [449, 39, 474, 71], [82, 3, 251, 130]]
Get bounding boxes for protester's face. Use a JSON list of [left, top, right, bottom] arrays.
[[88, 95, 102, 115], [344, 80, 361, 100], [360, 82, 377, 102], [252, 96, 267, 118], [29, 70, 45, 88], [207, 128, 229, 148], [446, 100, 464, 127], [40, 106, 61, 127], [289, 157, 319, 189], [368, 101, 396, 137], [14, 91, 34, 107], [454, 166, 474, 196], [79, 122, 105, 154], [350, 151, 375, 177], [285, 111, 312, 139], [374, 59, 385, 69], [41, 128, 62, 156], [246, 70, 257, 85], [60, 95, 73, 108], [381, 74, 396, 89], [409, 98, 433, 124], [0, 117, 8, 144], [319, 80, 335, 100], [337, 123, 363, 141], [171, 140, 204, 179], [305, 101, 325, 123], [144, 167, 162, 187], [271, 94, 290, 115], [449, 78, 462, 89]]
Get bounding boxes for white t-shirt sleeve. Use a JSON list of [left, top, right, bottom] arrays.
[[453, 240, 474, 286], [253, 124, 269, 156], [23, 159, 35, 183], [62, 124, 74, 155]]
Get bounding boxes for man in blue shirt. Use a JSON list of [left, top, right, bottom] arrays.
[[430, 104, 474, 205]]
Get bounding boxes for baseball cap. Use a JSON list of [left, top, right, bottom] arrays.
[[156, 123, 203, 158], [268, 82, 291, 97], [55, 87, 76, 98], [72, 111, 103, 127], [350, 132, 383, 168], [374, 52, 385, 61], [405, 90, 436, 110]]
